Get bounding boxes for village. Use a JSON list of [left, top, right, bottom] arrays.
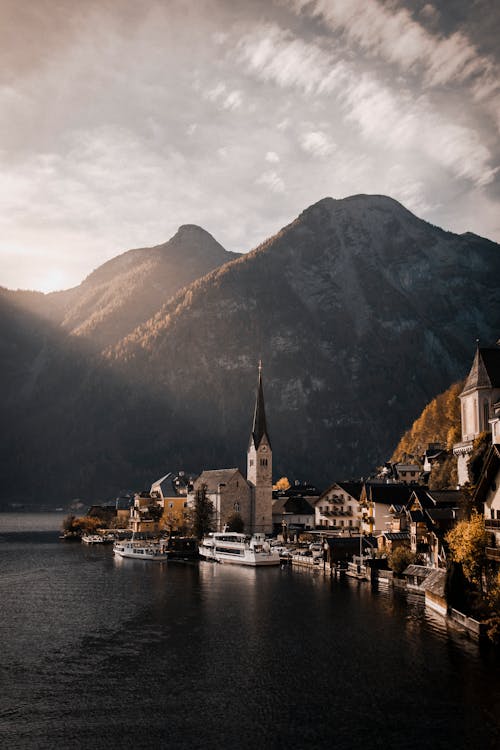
[[65, 345, 500, 643]]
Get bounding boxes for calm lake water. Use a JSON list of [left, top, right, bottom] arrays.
[[0, 513, 499, 750]]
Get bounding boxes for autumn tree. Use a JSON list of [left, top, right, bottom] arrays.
[[445, 512, 488, 591], [273, 476, 291, 491]]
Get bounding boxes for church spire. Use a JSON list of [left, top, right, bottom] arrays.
[[250, 360, 271, 449]]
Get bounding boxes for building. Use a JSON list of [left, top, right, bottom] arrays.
[[474, 444, 500, 568], [151, 473, 191, 533], [272, 494, 315, 539], [359, 482, 423, 534], [314, 481, 363, 533], [191, 363, 274, 534], [453, 344, 500, 485]]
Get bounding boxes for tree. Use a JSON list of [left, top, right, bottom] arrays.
[[225, 512, 244, 533], [445, 512, 488, 591], [273, 476, 291, 491], [387, 545, 416, 575], [193, 484, 214, 540]]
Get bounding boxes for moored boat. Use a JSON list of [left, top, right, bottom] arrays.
[[198, 532, 280, 566], [81, 534, 104, 544], [113, 539, 169, 561]]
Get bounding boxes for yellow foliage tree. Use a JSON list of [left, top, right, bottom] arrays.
[[273, 476, 291, 491], [445, 512, 488, 591], [391, 381, 463, 461]]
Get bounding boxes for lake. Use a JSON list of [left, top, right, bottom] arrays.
[[0, 513, 499, 749]]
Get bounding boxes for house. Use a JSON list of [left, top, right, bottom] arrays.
[[406, 488, 468, 567], [314, 481, 363, 533], [272, 494, 315, 539], [190, 363, 274, 534], [377, 530, 410, 554], [150, 473, 192, 533], [453, 344, 500, 485], [422, 443, 446, 473], [420, 568, 448, 616], [393, 463, 423, 484], [359, 482, 425, 534], [474, 444, 500, 568]]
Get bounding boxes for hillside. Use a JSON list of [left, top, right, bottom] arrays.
[[2, 194, 500, 506], [391, 381, 463, 461], [6, 225, 237, 350]]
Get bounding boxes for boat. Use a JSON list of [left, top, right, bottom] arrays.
[[198, 532, 280, 566], [81, 534, 104, 544], [113, 539, 169, 561]]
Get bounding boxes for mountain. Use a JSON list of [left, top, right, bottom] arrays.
[[2, 194, 500, 507], [107, 194, 500, 488], [5, 225, 237, 350]]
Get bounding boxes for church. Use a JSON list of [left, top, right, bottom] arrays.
[[453, 343, 500, 485], [191, 363, 273, 534]]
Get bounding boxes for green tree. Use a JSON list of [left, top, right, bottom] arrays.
[[225, 512, 244, 533], [193, 484, 214, 540], [445, 512, 488, 591]]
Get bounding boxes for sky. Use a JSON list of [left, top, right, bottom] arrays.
[[1, 0, 500, 292]]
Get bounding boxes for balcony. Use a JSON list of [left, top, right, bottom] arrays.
[[485, 519, 500, 529], [486, 547, 500, 561]]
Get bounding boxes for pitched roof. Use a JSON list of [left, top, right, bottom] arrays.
[[194, 468, 244, 493], [366, 483, 424, 505], [336, 481, 363, 500], [272, 496, 315, 515], [402, 564, 433, 578], [420, 568, 447, 597], [473, 444, 500, 503], [250, 363, 271, 449], [461, 346, 500, 396], [382, 531, 410, 541]]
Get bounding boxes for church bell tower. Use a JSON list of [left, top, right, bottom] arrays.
[[247, 362, 273, 534]]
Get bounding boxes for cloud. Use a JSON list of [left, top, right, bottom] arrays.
[[300, 131, 336, 158], [288, 0, 500, 127], [205, 81, 243, 110], [238, 23, 496, 188], [265, 151, 280, 163], [255, 170, 285, 193]]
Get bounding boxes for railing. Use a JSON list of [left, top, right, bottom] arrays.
[[486, 547, 500, 561], [485, 519, 500, 529]]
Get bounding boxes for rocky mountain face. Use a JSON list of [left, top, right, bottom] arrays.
[[2, 195, 500, 507]]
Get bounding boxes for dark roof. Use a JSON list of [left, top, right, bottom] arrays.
[[383, 531, 410, 541], [420, 569, 447, 597], [366, 483, 425, 505], [412, 488, 468, 509], [402, 564, 433, 579], [194, 469, 245, 492], [250, 363, 271, 449], [336, 481, 363, 500], [461, 346, 500, 396], [272, 496, 315, 515]]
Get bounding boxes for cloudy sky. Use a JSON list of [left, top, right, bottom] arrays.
[[1, 0, 499, 291]]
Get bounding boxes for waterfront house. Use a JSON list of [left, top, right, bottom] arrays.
[[150, 473, 192, 533], [474, 444, 500, 569], [420, 568, 448, 615], [407, 488, 468, 567], [272, 494, 315, 539], [192, 468, 252, 532], [314, 481, 363, 533], [359, 482, 424, 534]]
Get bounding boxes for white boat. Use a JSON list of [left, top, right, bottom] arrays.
[[81, 534, 104, 544], [113, 540, 169, 561], [198, 532, 280, 566]]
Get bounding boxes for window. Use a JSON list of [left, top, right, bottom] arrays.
[[234, 502, 240, 513], [250, 459, 254, 466], [260, 458, 268, 466], [168, 502, 174, 509], [483, 400, 490, 430]]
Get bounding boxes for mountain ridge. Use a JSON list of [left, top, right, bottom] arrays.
[[1, 194, 499, 505]]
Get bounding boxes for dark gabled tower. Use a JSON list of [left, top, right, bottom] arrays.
[[247, 362, 273, 534]]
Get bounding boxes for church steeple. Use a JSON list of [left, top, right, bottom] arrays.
[[247, 361, 273, 534], [250, 360, 271, 449]]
